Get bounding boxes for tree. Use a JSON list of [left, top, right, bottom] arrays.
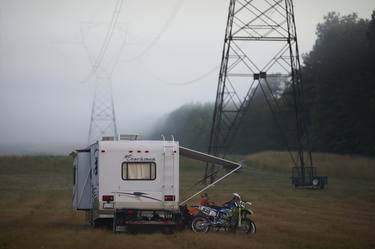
[[150, 103, 213, 151], [302, 12, 375, 155]]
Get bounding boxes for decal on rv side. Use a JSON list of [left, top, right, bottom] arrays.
[[114, 191, 162, 202], [124, 154, 156, 162]]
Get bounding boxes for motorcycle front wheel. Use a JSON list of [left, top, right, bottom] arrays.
[[236, 218, 256, 234], [191, 216, 210, 233]]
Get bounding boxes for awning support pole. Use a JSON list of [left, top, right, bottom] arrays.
[[180, 164, 243, 205]]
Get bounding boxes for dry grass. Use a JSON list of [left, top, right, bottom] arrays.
[[0, 154, 374, 249], [245, 151, 375, 180]]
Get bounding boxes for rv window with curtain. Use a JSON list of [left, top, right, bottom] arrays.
[[122, 162, 156, 180]]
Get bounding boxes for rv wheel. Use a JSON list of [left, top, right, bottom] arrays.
[[312, 178, 320, 189]]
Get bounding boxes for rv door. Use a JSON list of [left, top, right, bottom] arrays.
[[72, 151, 92, 210]]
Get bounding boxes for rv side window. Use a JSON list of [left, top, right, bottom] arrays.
[[122, 162, 156, 180]]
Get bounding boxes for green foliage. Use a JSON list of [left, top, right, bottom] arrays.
[[368, 11, 375, 48], [150, 78, 286, 153], [150, 103, 213, 151], [151, 11, 375, 156], [303, 11, 375, 155], [232, 75, 287, 153]]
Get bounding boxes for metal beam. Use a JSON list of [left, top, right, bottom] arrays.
[[179, 146, 240, 169]]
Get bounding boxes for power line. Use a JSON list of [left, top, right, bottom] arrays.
[[81, 0, 124, 83], [79, 22, 128, 80], [146, 63, 220, 86], [80, 26, 95, 69], [122, 0, 185, 63], [108, 24, 128, 77], [93, 0, 122, 70]]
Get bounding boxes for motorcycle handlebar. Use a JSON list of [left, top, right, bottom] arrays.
[[238, 201, 252, 207]]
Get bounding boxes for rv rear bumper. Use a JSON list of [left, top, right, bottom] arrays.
[[113, 208, 181, 226], [96, 206, 180, 219]]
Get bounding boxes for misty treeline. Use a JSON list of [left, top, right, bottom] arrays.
[[151, 11, 375, 156]]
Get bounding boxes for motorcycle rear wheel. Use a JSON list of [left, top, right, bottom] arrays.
[[191, 216, 210, 233]]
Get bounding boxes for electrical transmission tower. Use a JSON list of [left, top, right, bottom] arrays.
[[88, 72, 118, 144], [206, 0, 326, 187], [87, 0, 124, 144]]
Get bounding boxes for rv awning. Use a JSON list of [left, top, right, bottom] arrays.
[[179, 146, 243, 205], [179, 146, 240, 169]]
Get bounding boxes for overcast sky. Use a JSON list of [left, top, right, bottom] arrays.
[[0, 0, 374, 154]]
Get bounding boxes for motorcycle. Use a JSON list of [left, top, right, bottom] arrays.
[[190, 193, 256, 234]]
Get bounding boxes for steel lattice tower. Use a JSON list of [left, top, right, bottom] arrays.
[[88, 72, 118, 144], [86, 0, 124, 145], [206, 0, 312, 183]]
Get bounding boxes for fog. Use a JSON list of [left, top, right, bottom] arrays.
[[0, 0, 374, 154]]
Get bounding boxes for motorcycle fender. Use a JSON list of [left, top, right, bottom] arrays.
[[241, 208, 253, 216]]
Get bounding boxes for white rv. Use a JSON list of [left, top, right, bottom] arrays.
[[72, 137, 242, 231]]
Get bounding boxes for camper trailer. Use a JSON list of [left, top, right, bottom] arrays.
[[73, 137, 242, 231]]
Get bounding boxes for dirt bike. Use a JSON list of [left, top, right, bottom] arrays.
[[191, 193, 256, 234]]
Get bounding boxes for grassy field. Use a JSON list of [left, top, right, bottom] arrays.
[[0, 153, 374, 249], [245, 151, 375, 180]]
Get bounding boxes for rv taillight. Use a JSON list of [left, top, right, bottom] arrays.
[[164, 195, 175, 201], [126, 209, 135, 215], [102, 195, 114, 202]]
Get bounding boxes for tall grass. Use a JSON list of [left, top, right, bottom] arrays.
[[245, 151, 375, 180]]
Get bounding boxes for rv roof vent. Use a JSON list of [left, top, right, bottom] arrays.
[[102, 136, 115, 141], [119, 134, 143, 141]]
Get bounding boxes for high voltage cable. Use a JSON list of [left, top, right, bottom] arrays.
[[108, 25, 128, 78], [80, 26, 95, 68], [80, 0, 184, 82], [123, 0, 185, 63], [93, 0, 122, 70], [146, 63, 220, 86], [81, 0, 124, 83], [80, 23, 127, 80]]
